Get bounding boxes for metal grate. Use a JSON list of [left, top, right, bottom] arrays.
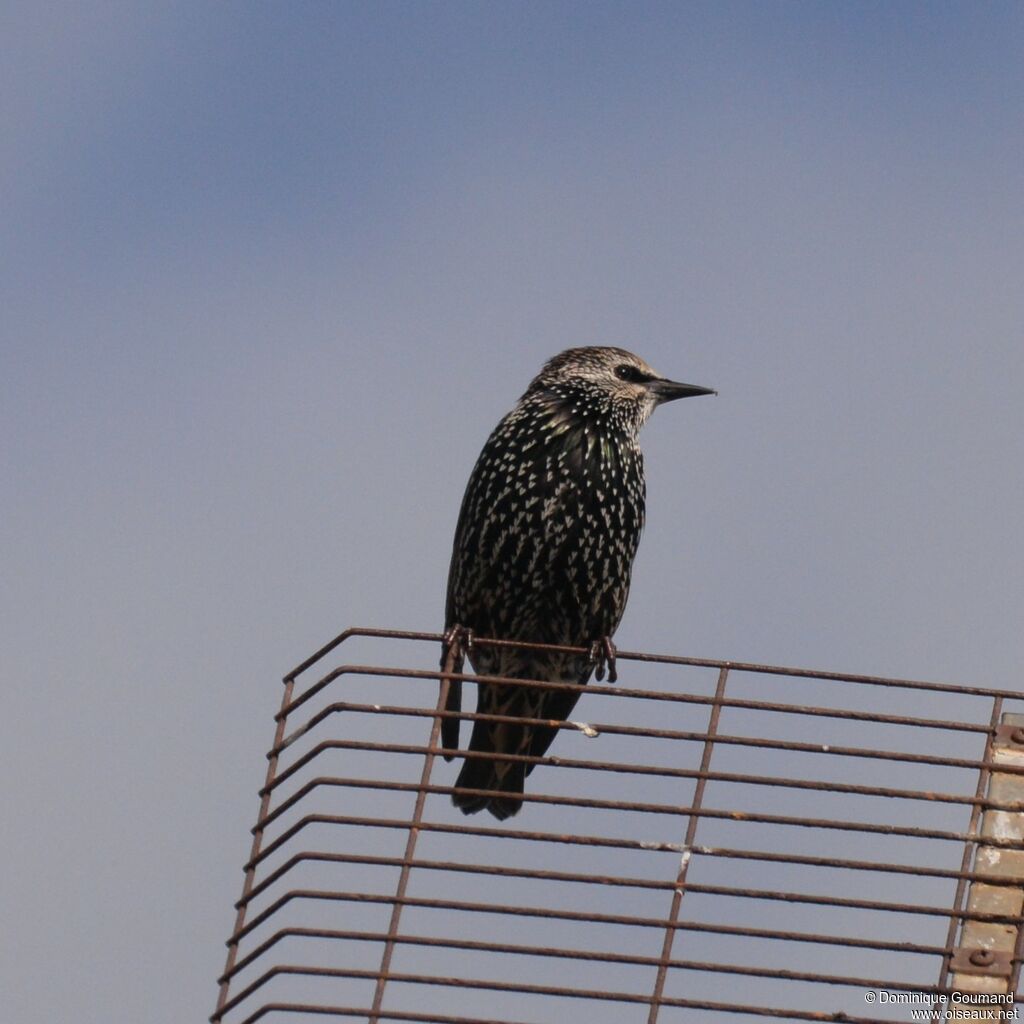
[[213, 628, 1024, 1023]]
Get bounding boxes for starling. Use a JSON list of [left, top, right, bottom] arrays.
[[441, 346, 714, 819]]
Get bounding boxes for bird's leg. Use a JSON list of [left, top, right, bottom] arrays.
[[588, 636, 618, 684], [439, 625, 473, 759], [441, 624, 474, 672]]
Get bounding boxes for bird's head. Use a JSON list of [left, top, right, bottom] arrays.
[[525, 346, 716, 434]]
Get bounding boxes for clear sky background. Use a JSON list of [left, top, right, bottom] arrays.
[[3, 3, 1023, 1022]]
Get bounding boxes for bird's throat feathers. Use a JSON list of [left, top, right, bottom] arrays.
[[525, 384, 649, 442], [513, 389, 643, 488]]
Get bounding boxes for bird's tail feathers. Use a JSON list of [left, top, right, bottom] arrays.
[[452, 722, 525, 820], [440, 676, 461, 761]]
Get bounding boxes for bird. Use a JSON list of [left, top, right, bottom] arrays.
[[441, 346, 714, 820]]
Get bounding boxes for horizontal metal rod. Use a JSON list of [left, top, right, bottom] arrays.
[[222, 890, 959, 963], [249, 782, 1023, 855], [229, 881, 1023, 952], [216, 928, 974, 1017], [278, 663, 996, 738], [236, 1005, 559, 1024], [224, 910, 952, 989], [283, 627, 439, 682], [272, 698, 1024, 780], [246, 806, 1024, 881], [238, 848, 672, 911], [286, 625, 1022, 701], [237, 842, 1021, 922], [235, 998, 907, 1024], [265, 736, 1024, 813], [688, 843, 1024, 886], [221, 962, 987, 1023], [247, 811, 681, 871]]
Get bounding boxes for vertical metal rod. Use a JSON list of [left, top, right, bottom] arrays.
[[212, 673, 298, 1022], [930, 695, 1003, 1022], [1008, 865, 1024, 995], [999, 710, 1024, 999], [647, 665, 730, 1024], [948, 710, 1024, 1021], [367, 649, 455, 1023]]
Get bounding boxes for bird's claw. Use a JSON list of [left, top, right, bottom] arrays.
[[589, 636, 618, 683], [441, 624, 474, 671]]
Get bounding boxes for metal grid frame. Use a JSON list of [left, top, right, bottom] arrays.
[[213, 627, 1024, 1023]]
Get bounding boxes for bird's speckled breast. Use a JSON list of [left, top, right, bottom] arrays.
[[445, 393, 646, 677]]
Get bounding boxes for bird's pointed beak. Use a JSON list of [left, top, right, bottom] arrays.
[[651, 378, 717, 403]]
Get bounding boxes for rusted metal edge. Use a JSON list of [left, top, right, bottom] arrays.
[[221, 917, 953, 988], [272, 696, 1024, 784], [243, 793, 1024, 874], [286, 626, 1022, 701], [263, 736, 1024, 812], [227, 884, 1024, 953], [276, 663, 1000, 737]]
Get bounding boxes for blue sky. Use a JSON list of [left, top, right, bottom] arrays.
[[3, 3, 1023, 1022]]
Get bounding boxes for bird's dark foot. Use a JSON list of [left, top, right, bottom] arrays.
[[441, 624, 474, 671], [589, 636, 618, 683]]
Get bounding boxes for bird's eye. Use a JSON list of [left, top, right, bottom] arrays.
[[614, 364, 651, 384]]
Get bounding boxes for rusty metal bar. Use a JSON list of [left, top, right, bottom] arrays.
[[235, 842, 1024, 925], [654, 665, 725, 1021], [212, 674, 298, 1023], [266, 737, 1024, 815], [225, 888, 1024, 964], [277, 663, 995, 738], [254, 772, 1024, 844], [933, 696, 1003, 1021], [217, 926, 980, 1018], [242, 1006, 547, 1024], [263, 736, 1024, 812], [222, 914, 953, 989], [1012, 860, 1024, 996], [235, 998, 910, 1024], [224, 961, 982, 1021], [285, 626, 1024, 701], [366, 647, 455, 1022], [244, 801, 1024, 881], [948, 711, 1024, 1020], [271, 696, 1024, 780], [231, 882, 1024, 955]]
